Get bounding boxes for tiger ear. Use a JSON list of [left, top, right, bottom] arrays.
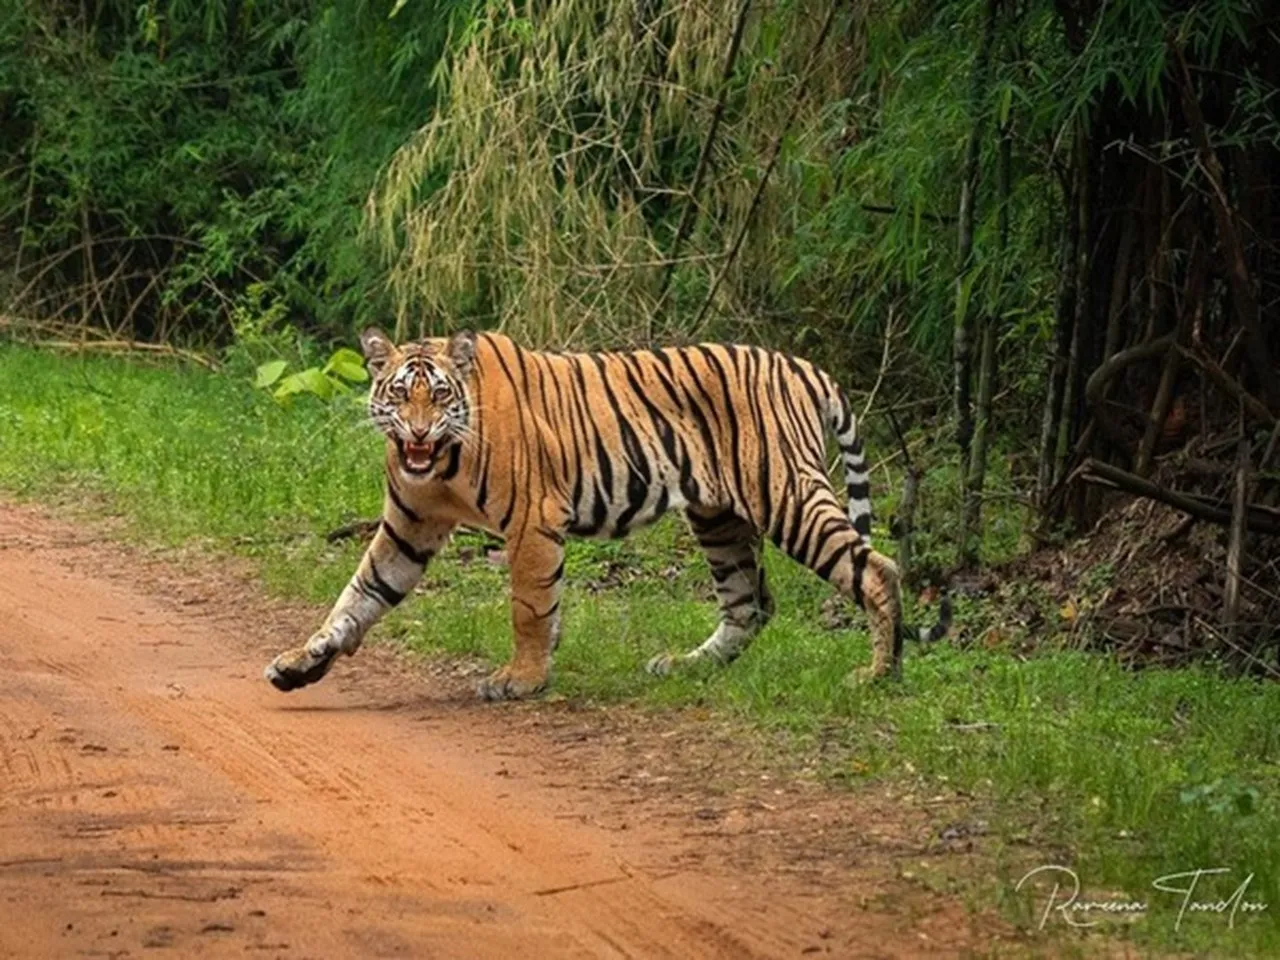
[[360, 327, 395, 377], [447, 330, 477, 379]]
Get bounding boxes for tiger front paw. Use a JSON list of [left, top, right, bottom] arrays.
[[645, 652, 681, 677], [477, 664, 548, 701], [264, 644, 337, 693]]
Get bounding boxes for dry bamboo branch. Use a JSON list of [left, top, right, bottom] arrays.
[[1224, 425, 1249, 640], [657, 0, 752, 305], [886, 407, 919, 581], [31, 339, 218, 370], [691, 1, 840, 332], [860, 302, 896, 423], [1074, 457, 1280, 537], [1171, 41, 1279, 414]]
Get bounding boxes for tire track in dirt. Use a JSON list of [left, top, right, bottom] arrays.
[[0, 504, 996, 958]]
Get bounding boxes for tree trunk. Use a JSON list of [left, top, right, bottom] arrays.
[[1036, 170, 1079, 506], [960, 121, 1010, 566], [953, 0, 998, 564]]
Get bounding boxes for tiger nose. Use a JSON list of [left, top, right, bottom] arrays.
[[410, 428, 430, 444]]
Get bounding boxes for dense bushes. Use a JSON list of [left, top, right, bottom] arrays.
[[0, 0, 465, 343]]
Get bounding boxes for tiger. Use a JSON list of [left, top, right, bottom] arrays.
[[264, 329, 950, 700]]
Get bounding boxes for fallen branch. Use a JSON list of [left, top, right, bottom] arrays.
[[29, 338, 217, 371], [325, 518, 381, 544], [1073, 458, 1280, 537]]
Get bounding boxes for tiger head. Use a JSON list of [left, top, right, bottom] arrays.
[[360, 327, 477, 477]]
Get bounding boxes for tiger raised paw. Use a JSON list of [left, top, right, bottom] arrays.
[[264, 328, 949, 700]]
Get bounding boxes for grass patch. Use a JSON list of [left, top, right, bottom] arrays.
[[2, 344, 1277, 956]]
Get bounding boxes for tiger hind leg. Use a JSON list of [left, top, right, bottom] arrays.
[[778, 490, 904, 683], [647, 509, 772, 677]]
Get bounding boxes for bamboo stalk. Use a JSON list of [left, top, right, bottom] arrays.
[[1223, 424, 1249, 641], [691, 1, 839, 332], [657, 0, 752, 306], [1171, 41, 1279, 414], [953, 0, 999, 481]]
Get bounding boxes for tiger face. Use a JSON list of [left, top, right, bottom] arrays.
[[360, 328, 476, 477]]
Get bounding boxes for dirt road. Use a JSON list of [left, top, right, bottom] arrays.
[[0, 504, 997, 958]]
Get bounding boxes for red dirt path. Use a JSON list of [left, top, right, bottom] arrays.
[[0, 503, 1009, 958]]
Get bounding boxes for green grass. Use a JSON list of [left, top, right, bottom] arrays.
[[2, 343, 1278, 957]]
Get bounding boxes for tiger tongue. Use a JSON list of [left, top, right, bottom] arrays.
[[404, 442, 434, 470]]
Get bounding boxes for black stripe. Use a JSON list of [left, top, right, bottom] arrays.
[[568, 481, 610, 537], [475, 448, 490, 513], [773, 354, 822, 457], [814, 535, 847, 582], [499, 490, 517, 531], [638, 350, 685, 409], [592, 355, 652, 536], [621, 360, 681, 468], [439, 442, 462, 481], [382, 521, 433, 565], [834, 393, 853, 437], [672, 349, 724, 484], [745, 349, 775, 532], [651, 485, 670, 524], [386, 476, 421, 523], [794, 498, 837, 566], [546, 360, 573, 480], [516, 596, 561, 622], [708, 559, 743, 583], [851, 547, 869, 609], [366, 559, 406, 607], [698, 346, 745, 507], [570, 358, 614, 496], [778, 477, 803, 557], [491, 343, 531, 531], [537, 526, 566, 547], [535, 558, 566, 588], [783, 355, 824, 419], [592, 355, 651, 484], [687, 507, 737, 535]]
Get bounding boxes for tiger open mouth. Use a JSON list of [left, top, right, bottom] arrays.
[[398, 439, 436, 474]]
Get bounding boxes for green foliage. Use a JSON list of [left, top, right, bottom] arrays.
[[255, 347, 368, 403], [0, 0, 469, 343]]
